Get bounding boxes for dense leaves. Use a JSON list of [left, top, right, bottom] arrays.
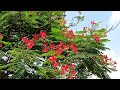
[[0, 11, 117, 79]]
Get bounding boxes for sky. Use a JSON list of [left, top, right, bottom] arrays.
[[66, 11, 120, 79]]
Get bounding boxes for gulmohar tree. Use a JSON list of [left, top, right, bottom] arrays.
[[0, 11, 117, 79]]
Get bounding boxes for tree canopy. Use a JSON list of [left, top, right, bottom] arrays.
[[0, 11, 117, 79]]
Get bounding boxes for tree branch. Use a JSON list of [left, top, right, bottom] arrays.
[[106, 21, 120, 33]]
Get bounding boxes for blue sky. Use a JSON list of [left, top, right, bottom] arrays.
[[66, 11, 120, 56], [66, 11, 120, 79]]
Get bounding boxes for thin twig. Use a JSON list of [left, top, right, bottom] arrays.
[[106, 21, 120, 33]]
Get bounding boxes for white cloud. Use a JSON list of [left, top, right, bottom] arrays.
[[109, 11, 120, 25]]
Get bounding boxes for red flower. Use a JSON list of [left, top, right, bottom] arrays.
[[63, 44, 69, 50], [61, 29, 76, 38], [55, 50, 61, 56], [49, 56, 57, 63], [104, 32, 107, 37], [114, 61, 117, 64], [92, 34, 97, 39], [70, 70, 76, 76], [42, 46, 48, 53], [66, 76, 71, 79], [70, 62, 74, 69], [105, 59, 108, 63], [104, 55, 108, 59], [22, 37, 28, 44], [61, 65, 68, 72], [71, 76, 76, 79], [68, 30, 76, 38], [92, 34, 100, 42], [50, 44, 56, 50], [69, 41, 74, 49], [58, 41, 63, 48], [72, 47, 78, 53], [60, 71, 64, 76], [109, 58, 112, 61], [39, 31, 48, 40], [26, 39, 35, 49], [60, 41, 63, 45], [55, 48, 63, 56], [95, 37, 100, 43], [32, 34, 40, 40], [81, 34, 84, 37], [91, 20, 96, 25], [43, 42, 48, 47], [0, 43, 2, 48], [52, 61, 60, 68], [59, 47, 63, 52]]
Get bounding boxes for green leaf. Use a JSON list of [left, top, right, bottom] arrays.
[[51, 28, 60, 33], [75, 30, 87, 34], [40, 51, 56, 57], [100, 39, 110, 43], [37, 67, 47, 75], [56, 55, 65, 59], [0, 63, 14, 69], [55, 35, 66, 41], [0, 40, 11, 45], [43, 60, 50, 64], [10, 66, 25, 79], [96, 28, 106, 33], [31, 25, 40, 28]]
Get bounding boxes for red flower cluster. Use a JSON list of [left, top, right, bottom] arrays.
[[61, 29, 76, 38], [22, 31, 48, 49], [100, 54, 117, 66], [32, 34, 40, 40], [60, 62, 77, 79], [92, 34, 100, 43], [42, 41, 78, 55], [70, 62, 74, 69], [42, 42, 48, 52], [39, 31, 48, 40], [32, 31, 48, 41], [69, 41, 78, 53], [91, 20, 96, 25], [49, 56, 57, 63], [22, 37, 35, 49], [52, 61, 60, 68], [60, 64, 69, 75], [81, 34, 84, 37], [69, 62, 77, 78], [83, 27, 93, 33], [49, 56, 60, 68], [54, 41, 64, 55]]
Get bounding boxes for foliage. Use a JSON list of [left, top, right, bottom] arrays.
[[0, 11, 117, 79]]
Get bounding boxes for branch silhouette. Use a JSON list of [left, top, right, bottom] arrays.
[[107, 21, 120, 33]]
